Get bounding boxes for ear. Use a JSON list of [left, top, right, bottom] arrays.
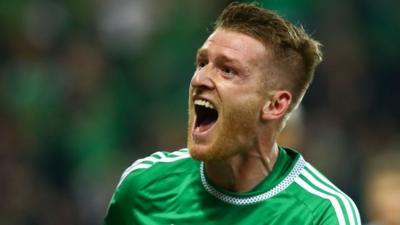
[[261, 90, 292, 121]]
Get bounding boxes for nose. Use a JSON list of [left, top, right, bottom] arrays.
[[190, 66, 214, 90]]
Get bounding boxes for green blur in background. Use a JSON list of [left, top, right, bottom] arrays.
[[0, 0, 399, 224]]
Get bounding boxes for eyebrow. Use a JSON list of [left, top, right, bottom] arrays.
[[196, 48, 244, 67], [196, 48, 207, 61]]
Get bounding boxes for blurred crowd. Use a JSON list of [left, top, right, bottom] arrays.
[[0, 0, 399, 224]]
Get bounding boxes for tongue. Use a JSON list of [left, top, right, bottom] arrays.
[[195, 120, 215, 133]]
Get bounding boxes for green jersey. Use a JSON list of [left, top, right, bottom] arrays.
[[104, 147, 361, 225]]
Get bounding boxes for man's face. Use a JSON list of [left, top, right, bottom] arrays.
[[187, 28, 271, 162]]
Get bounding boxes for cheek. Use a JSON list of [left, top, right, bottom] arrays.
[[221, 88, 263, 113]]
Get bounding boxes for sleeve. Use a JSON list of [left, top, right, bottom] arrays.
[[104, 152, 161, 225], [315, 200, 361, 225], [104, 174, 136, 225], [104, 150, 188, 225], [316, 207, 341, 225]]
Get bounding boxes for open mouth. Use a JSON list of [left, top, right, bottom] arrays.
[[194, 99, 218, 132]]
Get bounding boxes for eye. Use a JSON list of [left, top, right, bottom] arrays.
[[196, 60, 208, 69], [221, 67, 236, 76], [223, 68, 232, 74]]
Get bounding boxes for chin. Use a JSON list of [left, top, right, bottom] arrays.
[[188, 139, 239, 162], [188, 142, 219, 162], [188, 143, 209, 161]]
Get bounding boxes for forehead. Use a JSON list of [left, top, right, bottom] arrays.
[[199, 28, 269, 64]]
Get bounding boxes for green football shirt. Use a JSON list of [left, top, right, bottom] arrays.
[[104, 147, 361, 225]]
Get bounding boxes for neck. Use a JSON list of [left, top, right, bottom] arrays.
[[204, 142, 279, 193]]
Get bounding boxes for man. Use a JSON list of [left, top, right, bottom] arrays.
[[104, 3, 361, 224]]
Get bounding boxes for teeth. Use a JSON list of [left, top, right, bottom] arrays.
[[194, 99, 215, 109]]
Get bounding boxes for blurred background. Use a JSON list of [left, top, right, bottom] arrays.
[[0, 0, 399, 224]]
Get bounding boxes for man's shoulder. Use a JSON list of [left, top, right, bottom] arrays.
[[116, 148, 197, 189], [288, 160, 361, 225]]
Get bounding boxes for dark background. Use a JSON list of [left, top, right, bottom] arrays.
[[0, 0, 399, 224]]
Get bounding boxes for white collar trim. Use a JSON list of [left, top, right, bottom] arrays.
[[200, 156, 305, 205]]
